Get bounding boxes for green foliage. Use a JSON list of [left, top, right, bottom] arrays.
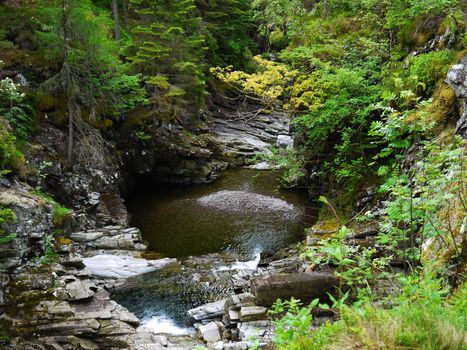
[[37, 0, 144, 122], [408, 50, 455, 93], [0, 117, 25, 174], [384, 0, 459, 29], [269, 297, 318, 347], [375, 136, 466, 261], [252, 0, 305, 50], [197, 0, 256, 68], [135, 130, 151, 141], [37, 233, 59, 266], [0, 207, 16, 244], [32, 189, 72, 228], [271, 273, 466, 350], [128, 0, 205, 122], [0, 78, 33, 140], [0, 324, 11, 343], [256, 147, 305, 186], [53, 204, 70, 227]]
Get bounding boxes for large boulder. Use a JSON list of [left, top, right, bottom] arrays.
[[251, 272, 338, 306]]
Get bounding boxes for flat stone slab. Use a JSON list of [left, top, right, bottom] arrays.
[[187, 299, 227, 321], [70, 231, 104, 242], [239, 306, 268, 322], [82, 254, 175, 279], [251, 272, 338, 306]]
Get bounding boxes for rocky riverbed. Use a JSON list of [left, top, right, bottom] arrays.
[[0, 94, 331, 349], [0, 180, 339, 350]]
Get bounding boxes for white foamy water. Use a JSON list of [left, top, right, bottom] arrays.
[[217, 251, 261, 272], [197, 190, 298, 217], [141, 314, 193, 336]]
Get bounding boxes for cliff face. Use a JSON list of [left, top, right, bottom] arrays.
[[0, 185, 53, 316]]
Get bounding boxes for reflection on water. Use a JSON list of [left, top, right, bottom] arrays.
[[126, 169, 314, 258], [116, 169, 316, 333]]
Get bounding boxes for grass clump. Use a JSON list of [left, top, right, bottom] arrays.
[[272, 274, 466, 350], [0, 207, 16, 244], [52, 204, 70, 227]]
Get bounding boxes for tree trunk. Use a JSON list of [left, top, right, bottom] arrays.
[[113, 0, 121, 40], [122, 0, 128, 29], [62, 0, 74, 163], [67, 100, 74, 163]]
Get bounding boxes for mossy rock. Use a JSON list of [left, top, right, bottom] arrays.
[[309, 218, 341, 237], [140, 251, 166, 260], [429, 81, 458, 123], [56, 236, 72, 245]]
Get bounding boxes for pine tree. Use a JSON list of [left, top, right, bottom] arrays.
[[38, 0, 145, 165], [129, 0, 206, 123], [196, 0, 256, 68]]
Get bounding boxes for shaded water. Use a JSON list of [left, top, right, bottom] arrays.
[[114, 169, 315, 333], [126, 169, 314, 258]]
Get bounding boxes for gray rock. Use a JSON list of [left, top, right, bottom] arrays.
[[199, 322, 222, 343], [64, 278, 96, 301], [277, 134, 293, 148], [228, 309, 240, 323], [188, 299, 227, 322], [223, 342, 249, 350], [0, 188, 53, 272], [239, 306, 268, 322], [69, 231, 104, 243], [225, 293, 256, 311], [223, 341, 268, 350], [35, 319, 101, 336], [238, 321, 270, 340], [446, 55, 467, 139]]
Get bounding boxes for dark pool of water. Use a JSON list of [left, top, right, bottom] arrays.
[[126, 169, 315, 258], [115, 169, 316, 332]]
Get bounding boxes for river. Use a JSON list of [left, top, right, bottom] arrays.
[[112, 168, 315, 334]]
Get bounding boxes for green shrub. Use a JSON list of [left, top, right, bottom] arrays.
[[271, 274, 466, 350], [0, 78, 33, 140], [408, 50, 455, 93], [53, 204, 70, 227], [0, 118, 25, 175], [36, 233, 58, 266], [0, 207, 16, 244]]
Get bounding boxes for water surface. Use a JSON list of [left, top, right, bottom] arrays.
[[116, 169, 315, 333], [127, 169, 314, 258]]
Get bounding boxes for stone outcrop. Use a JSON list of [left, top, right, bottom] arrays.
[[446, 55, 467, 139], [27, 123, 129, 227], [207, 97, 292, 166], [0, 186, 53, 273], [0, 181, 196, 349], [0, 184, 54, 319], [69, 225, 148, 253], [123, 120, 226, 186], [122, 96, 295, 187]]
